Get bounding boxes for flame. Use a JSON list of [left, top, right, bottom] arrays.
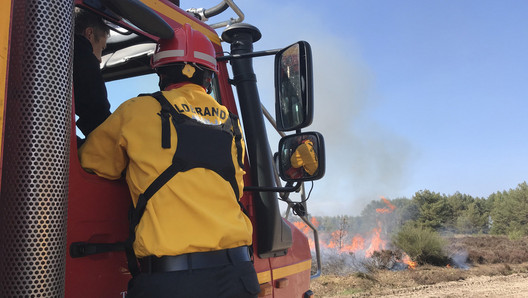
[[350, 234, 365, 251], [402, 253, 417, 269], [328, 229, 348, 249], [293, 221, 309, 234], [293, 196, 418, 270], [375, 196, 396, 214], [293, 217, 319, 250], [365, 224, 385, 257]]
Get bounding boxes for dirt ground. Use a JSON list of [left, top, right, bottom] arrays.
[[347, 273, 528, 297], [310, 263, 528, 297], [370, 273, 528, 297]]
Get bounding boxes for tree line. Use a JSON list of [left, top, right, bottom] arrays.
[[313, 181, 528, 239]]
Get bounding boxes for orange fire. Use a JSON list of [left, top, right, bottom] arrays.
[[375, 196, 396, 214], [293, 217, 319, 250], [365, 224, 385, 257], [294, 196, 418, 270], [328, 229, 348, 249], [350, 234, 365, 251], [293, 221, 309, 234], [402, 253, 417, 269]]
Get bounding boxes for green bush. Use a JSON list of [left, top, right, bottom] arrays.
[[508, 229, 524, 241], [392, 222, 449, 266]]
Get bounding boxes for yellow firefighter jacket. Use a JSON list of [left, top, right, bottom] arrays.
[[79, 83, 252, 258], [290, 140, 318, 175]]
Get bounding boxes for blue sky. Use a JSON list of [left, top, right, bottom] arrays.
[[107, 0, 528, 215]]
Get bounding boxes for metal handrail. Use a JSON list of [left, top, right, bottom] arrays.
[[209, 0, 245, 29], [187, 0, 244, 29], [301, 214, 322, 279]]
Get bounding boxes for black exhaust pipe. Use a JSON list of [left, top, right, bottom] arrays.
[[222, 24, 292, 258]]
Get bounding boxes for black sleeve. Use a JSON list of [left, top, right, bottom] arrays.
[[73, 35, 111, 136]]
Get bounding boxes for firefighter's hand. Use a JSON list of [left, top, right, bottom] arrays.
[[290, 140, 318, 175]]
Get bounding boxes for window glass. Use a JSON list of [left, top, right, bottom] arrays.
[[76, 73, 223, 137], [208, 74, 222, 104]]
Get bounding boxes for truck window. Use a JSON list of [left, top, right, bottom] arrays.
[[107, 72, 222, 105], [76, 73, 223, 138]]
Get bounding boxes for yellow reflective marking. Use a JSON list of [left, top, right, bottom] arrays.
[[0, 0, 12, 152], [257, 270, 271, 284], [257, 259, 312, 284], [139, 0, 221, 45], [272, 260, 312, 280]]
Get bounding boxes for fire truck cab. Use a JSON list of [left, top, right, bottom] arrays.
[[0, 0, 325, 297]]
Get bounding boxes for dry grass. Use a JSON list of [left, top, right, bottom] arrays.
[[310, 235, 528, 297], [447, 235, 528, 264]]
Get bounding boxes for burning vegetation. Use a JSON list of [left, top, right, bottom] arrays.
[[299, 183, 528, 296], [293, 196, 422, 274], [292, 181, 528, 276]]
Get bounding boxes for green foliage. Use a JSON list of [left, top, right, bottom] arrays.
[[412, 190, 452, 230], [446, 192, 474, 231], [490, 182, 528, 237], [455, 199, 490, 234], [392, 222, 449, 265], [508, 229, 524, 241], [407, 189, 491, 234], [392, 197, 420, 226]]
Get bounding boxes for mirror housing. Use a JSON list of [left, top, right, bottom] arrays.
[[278, 132, 325, 182], [275, 41, 313, 131]]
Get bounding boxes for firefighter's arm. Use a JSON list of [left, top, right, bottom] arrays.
[[78, 103, 129, 180], [290, 140, 318, 175]]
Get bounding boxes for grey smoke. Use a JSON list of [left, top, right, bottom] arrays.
[[245, 3, 416, 216]]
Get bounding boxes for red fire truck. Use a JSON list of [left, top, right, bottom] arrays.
[[0, 0, 325, 297]]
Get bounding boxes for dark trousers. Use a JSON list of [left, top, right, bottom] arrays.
[[126, 261, 260, 298]]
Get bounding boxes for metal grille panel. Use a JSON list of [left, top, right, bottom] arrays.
[[0, 0, 73, 296]]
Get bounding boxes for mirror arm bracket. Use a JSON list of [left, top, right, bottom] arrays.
[[217, 49, 281, 62], [244, 182, 301, 193]]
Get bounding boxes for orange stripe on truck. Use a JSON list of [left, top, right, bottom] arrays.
[[0, 0, 12, 158]]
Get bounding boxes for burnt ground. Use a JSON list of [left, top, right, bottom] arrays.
[[310, 235, 528, 297]]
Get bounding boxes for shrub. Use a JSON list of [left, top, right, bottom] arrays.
[[392, 222, 449, 266], [508, 229, 524, 241], [450, 235, 528, 264]]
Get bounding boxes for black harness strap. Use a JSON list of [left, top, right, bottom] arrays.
[[159, 105, 171, 149], [151, 91, 243, 201], [150, 91, 188, 149], [126, 159, 187, 276], [125, 91, 245, 277]]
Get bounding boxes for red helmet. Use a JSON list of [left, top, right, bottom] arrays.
[[151, 24, 218, 73]]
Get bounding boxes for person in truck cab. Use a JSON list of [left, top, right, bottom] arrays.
[[78, 24, 260, 298], [73, 7, 111, 139]]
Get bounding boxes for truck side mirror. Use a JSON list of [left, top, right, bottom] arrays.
[[274, 41, 313, 131], [278, 132, 325, 182]]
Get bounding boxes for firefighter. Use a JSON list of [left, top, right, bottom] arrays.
[[286, 139, 319, 179], [79, 24, 259, 297], [73, 7, 111, 138]]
